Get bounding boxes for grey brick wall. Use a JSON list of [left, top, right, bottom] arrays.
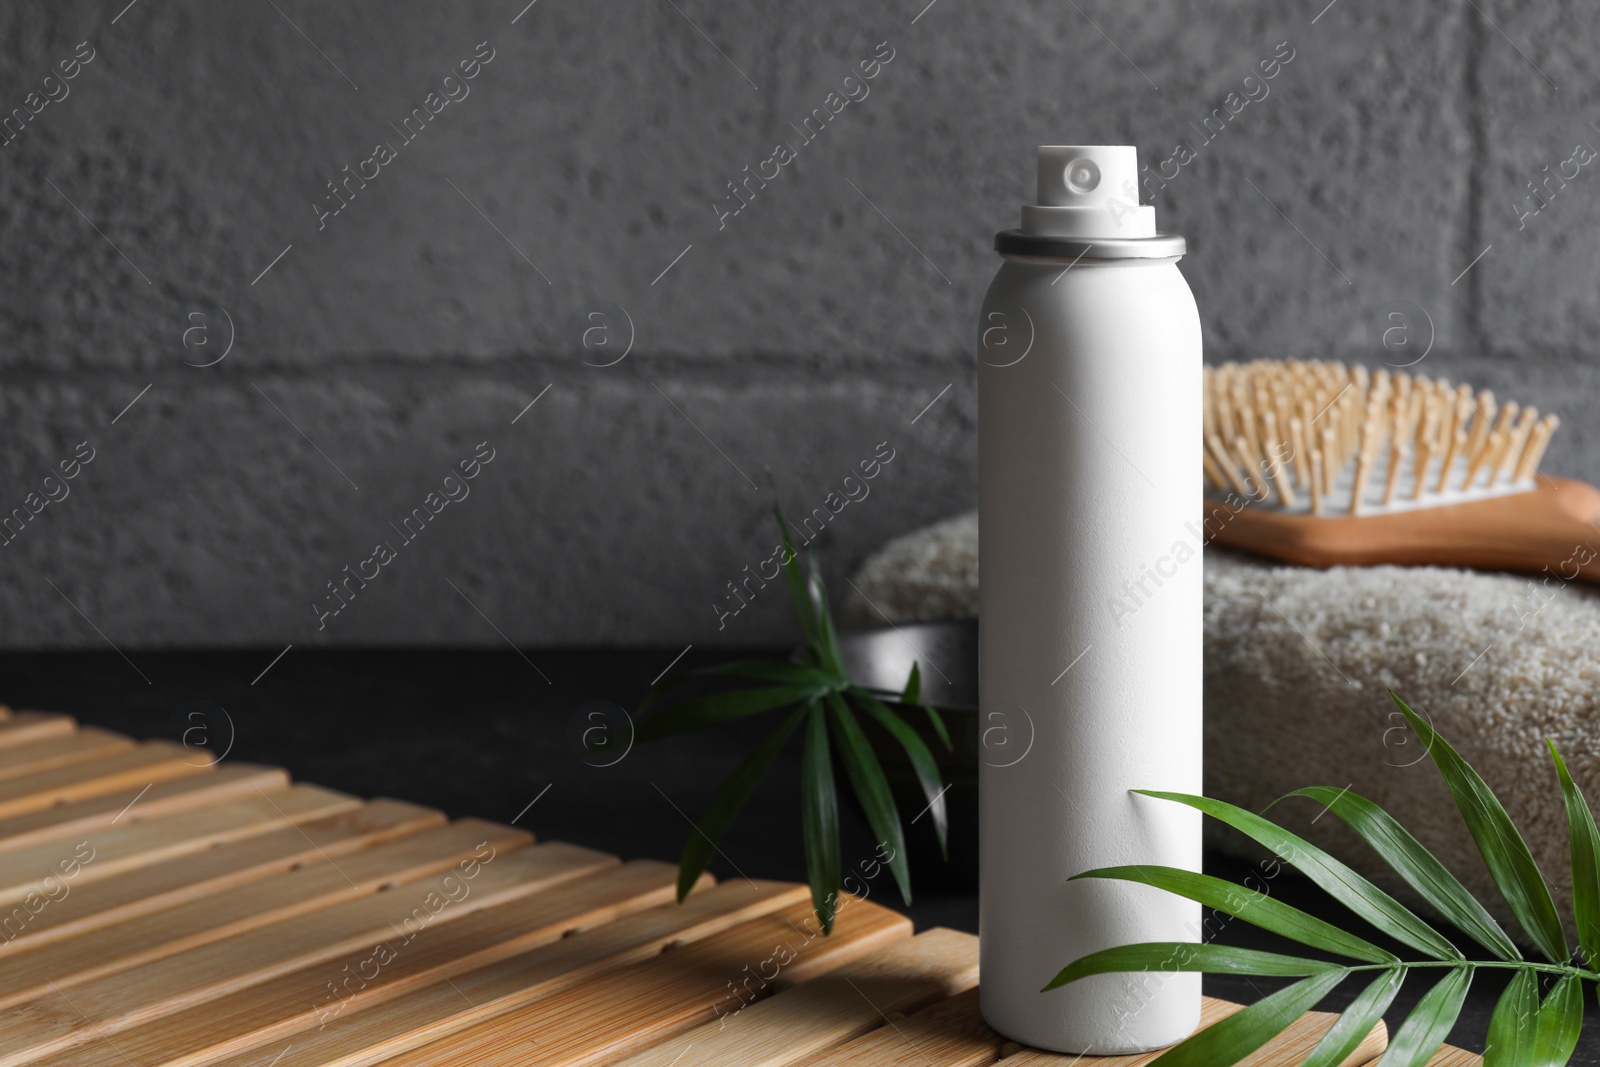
[[0, 0, 1592, 648]]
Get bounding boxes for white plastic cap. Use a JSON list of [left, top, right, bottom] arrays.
[[1021, 145, 1156, 239]]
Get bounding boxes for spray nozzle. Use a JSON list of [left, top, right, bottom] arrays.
[[1022, 145, 1156, 239]]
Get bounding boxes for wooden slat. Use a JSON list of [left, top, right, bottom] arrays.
[[999, 996, 1387, 1066], [0, 712, 77, 748], [0, 727, 132, 782], [1420, 1048, 1482, 1066], [798, 987, 997, 1067], [375, 893, 913, 1067], [46, 857, 691, 1067], [1001, 1001, 1243, 1066], [0, 833, 578, 1066], [200, 880, 813, 1067], [0, 764, 289, 855], [609, 926, 980, 1067], [0, 803, 470, 1004], [0, 799, 454, 950], [0, 742, 214, 819], [1235, 1004, 1387, 1067], [773, 988, 1387, 1067], [0, 783, 359, 908]]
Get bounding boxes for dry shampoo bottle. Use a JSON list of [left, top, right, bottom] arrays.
[[977, 145, 1203, 1054]]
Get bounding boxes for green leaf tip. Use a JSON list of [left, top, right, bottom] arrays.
[[1390, 694, 1568, 964], [1547, 737, 1600, 969]]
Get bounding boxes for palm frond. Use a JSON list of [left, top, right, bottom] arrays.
[[1051, 695, 1599, 1067], [616, 506, 949, 929]]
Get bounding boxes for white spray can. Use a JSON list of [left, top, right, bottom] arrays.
[[977, 145, 1203, 1054]]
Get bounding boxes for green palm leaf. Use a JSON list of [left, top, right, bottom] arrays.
[[776, 508, 821, 649], [675, 706, 806, 903], [1043, 943, 1342, 991], [1548, 740, 1600, 967], [626, 507, 952, 936], [1147, 970, 1349, 1067], [1483, 968, 1537, 1067], [901, 661, 920, 705], [1275, 785, 1520, 961], [634, 675, 686, 717], [1391, 694, 1567, 963], [1047, 696, 1600, 1066], [1379, 965, 1472, 1067], [1300, 969, 1404, 1067], [825, 692, 911, 903], [807, 560, 845, 670], [900, 663, 952, 751], [693, 660, 846, 689], [800, 701, 841, 933], [1530, 974, 1583, 1066], [853, 689, 948, 859], [622, 685, 821, 747], [1072, 866, 1398, 964], [1137, 791, 1460, 960]]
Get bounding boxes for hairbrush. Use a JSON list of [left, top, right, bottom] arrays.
[[1202, 359, 1600, 582]]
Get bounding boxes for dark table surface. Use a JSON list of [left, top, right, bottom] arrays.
[[4, 647, 1596, 1062]]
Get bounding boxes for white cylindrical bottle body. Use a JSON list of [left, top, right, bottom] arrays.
[[977, 252, 1204, 1054]]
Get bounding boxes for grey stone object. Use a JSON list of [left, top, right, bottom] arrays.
[[0, 1, 1594, 650]]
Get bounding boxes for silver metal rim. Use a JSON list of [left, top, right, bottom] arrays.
[[994, 228, 1187, 260]]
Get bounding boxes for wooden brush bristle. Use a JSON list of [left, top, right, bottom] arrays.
[[1202, 360, 1559, 516]]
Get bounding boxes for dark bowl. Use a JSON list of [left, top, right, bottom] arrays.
[[835, 619, 978, 713]]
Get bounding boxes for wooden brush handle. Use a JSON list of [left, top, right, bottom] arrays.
[[1210, 476, 1600, 583]]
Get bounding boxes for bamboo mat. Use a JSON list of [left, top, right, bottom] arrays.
[[0, 708, 1482, 1066]]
